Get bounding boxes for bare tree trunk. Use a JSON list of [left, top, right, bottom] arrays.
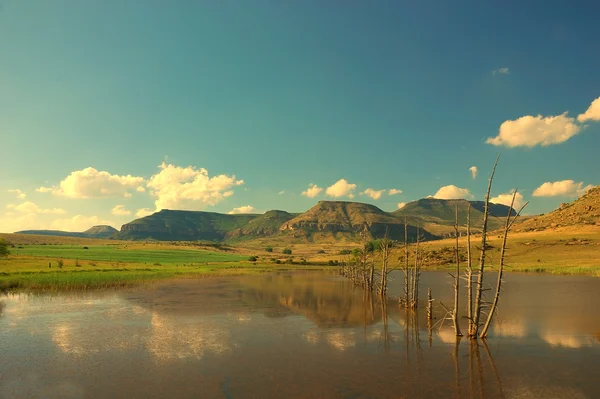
[[480, 191, 528, 338], [427, 288, 433, 322], [404, 216, 410, 307], [412, 226, 420, 308], [452, 205, 463, 336], [471, 155, 499, 338], [379, 229, 391, 297], [466, 203, 473, 335]]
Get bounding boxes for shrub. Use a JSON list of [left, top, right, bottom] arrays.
[[57, 259, 64, 268], [0, 239, 10, 257], [75, 259, 81, 267], [283, 248, 292, 255], [248, 256, 258, 262], [275, 259, 282, 264], [83, 246, 89, 250], [317, 250, 325, 254], [265, 246, 273, 253], [338, 249, 351, 255], [328, 260, 335, 266]]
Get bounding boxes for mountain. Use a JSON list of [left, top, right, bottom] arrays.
[[225, 210, 296, 240], [392, 198, 516, 236], [16, 225, 118, 239], [279, 201, 437, 242], [513, 186, 600, 232], [114, 209, 258, 241]]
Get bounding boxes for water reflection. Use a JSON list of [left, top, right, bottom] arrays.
[[0, 272, 599, 399]]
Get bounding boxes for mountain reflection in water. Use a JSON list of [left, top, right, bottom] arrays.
[[0, 271, 598, 399]]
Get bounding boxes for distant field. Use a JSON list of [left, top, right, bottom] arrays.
[[10, 245, 247, 264]]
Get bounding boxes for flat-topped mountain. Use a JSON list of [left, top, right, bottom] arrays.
[[16, 225, 118, 239], [393, 198, 516, 236], [280, 201, 436, 242], [114, 209, 258, 241]]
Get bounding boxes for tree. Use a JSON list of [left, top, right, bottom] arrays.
[[283, 248, 292, 255], [0, 239, 10, 257], [265, 246, 273, 253]]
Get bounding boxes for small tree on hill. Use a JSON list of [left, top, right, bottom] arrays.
[[283, 248, 292, 255], [0, 239, 10, 257]]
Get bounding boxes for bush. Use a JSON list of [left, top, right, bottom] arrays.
[[338, 249, 351, 255], [248, 256, 258, 262], [275, 259, 282, 264], [265, 246, 273, 253], [283, 248, 292, 255], [317, 250, 325, 254], [0, 239, 10, 257], [57, 259, 64, 268]]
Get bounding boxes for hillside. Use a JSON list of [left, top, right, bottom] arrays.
[[514, 186, 600, 232], [279, 201, 437, 242], [393, 198, 515, 236], [226, 210, 296, 241], [114, 209, 258, 241], [16, 225, 118, 239]]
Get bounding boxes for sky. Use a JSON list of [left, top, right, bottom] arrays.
[[1, 0, 599, 232]]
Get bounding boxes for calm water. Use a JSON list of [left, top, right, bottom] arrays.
[[1, 271, 599, 399]]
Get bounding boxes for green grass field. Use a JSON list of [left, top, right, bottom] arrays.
[[11, 245, 247, 264]]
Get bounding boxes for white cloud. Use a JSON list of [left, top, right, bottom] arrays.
[[136, 186, 146, 193], [492, 67, 510, 75], [0, 212, 39, 233], [38, 167, 145, 198], [360, 188, 384, 200], [388, 189, 403, 195], [432, 185, 473, 200], [491, 191, 525, 209], [147, 162, 243, 211], [111, 205, 132, 216], [326, 179, 357, 198], [135, 208, 154, 218], [397, 202, 406, 209], [228, 205, 256, 214], [532, 180, 594, 197], [7, 189, 26, 199], [278, 191, 285, 195], [301, 184, 323, 198], [50, 215, 115, 232], [486, 113, 581, 148], [6, 201, 66, 215], [577, 96, 600, 122], [469, 166, 478, 180]]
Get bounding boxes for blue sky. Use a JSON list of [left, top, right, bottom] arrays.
[[1, 0, 599, 232]]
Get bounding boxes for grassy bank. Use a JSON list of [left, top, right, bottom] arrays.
[[0, 242, 326, 293]]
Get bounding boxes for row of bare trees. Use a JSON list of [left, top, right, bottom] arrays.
[[339, 156, 526, 340]]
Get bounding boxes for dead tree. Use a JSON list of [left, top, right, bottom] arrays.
[[465, 203, 474, 335], [378, 229, 393, 296], [451, 205, 463, 336], [411, 225, 421, 308], [470, 155, 499, 338], [403, 216, 411, 307], [480, 190, 528, 338]]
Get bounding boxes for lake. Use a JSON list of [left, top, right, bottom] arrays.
[[1, 271, 599, 398]]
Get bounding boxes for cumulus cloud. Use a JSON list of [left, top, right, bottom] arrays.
[[301, 184, 323, 198], [532, 180, 594, 197], [577, 96, 600, 122], [360, 188, 384, 200], [490, 191, 525, 209], [326, 179, 357, 198], [486, 113, 581, 147], [7, 189, 26, 199], [111, 205, 132, 216], [135, 208, 154, 218], [228, 205, 256, 214], [397, 202, 407, 209], [469, 166, 478, 179], [6, 201, 66, 215], [432, 185, 473, 199], [492, 67, 510, 75], [37, 167, 145, 198], [147, 162, 244, 211], [136, 186, 146, 193], [388, 189, 403, 195], [50, 215, 115, 232]]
